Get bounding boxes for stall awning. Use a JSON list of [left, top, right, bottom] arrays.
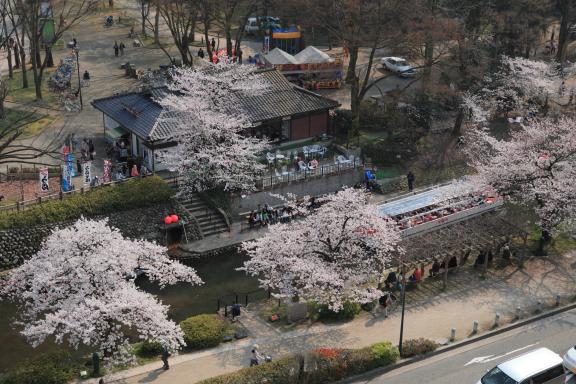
[[105, 126, 129, 139]]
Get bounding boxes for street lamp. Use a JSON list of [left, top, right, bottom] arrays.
[[73, 47, 83, 110]]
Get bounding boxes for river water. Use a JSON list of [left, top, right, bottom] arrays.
[[0, 249, 260, 373]]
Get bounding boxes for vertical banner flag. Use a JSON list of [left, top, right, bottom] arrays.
[[61, 164, 72, 192], [103, 160, 111, 183], [83, 161, 92, 186], [39, 168, 49, 192], [263, 36, 270, 54]]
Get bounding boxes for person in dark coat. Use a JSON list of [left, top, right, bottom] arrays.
[[211, 38, 216, 51], [198, 47, 205, 59], [161, 347, 170, 370], [113, 41, 119, 57], [407, 171, 415, 192]]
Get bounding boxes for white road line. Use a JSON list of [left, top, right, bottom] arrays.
[[464, 343, 540, 366]]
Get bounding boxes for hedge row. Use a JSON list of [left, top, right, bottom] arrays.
[[180, 314, 226, 350], [199, 342, 400, 384], [0, 350, 80, 384], [0, 176, 173, 230]]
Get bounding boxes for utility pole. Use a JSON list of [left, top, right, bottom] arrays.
[[398, 259, 407, 356]]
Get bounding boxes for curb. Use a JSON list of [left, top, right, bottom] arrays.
[[338, 301, 576, 383]]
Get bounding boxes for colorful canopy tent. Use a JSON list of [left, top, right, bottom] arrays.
[[265, 48, 298, 65], [294, 46, 334, 64]]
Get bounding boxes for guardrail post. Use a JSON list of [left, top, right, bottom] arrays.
[[472, 320, 478, 334], [16, 201, 20, 212], [38, 196, 42, 204], [555, 294, 561, 306], [537, 300, 543, 312], [516, 306, 522, 319], [217, 299, 220, 312], [494, 312, 500, 327], [450, 328, 456, 342], [245, 295, 248, 306]]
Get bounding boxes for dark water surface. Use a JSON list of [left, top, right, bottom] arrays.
[[0, 249, 259, 372]]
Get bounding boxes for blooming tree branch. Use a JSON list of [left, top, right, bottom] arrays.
[[464, 116, 576, 233], [157, 61, 270, 195], [240, 188, 402, 311], [0, 218, 203, 365]]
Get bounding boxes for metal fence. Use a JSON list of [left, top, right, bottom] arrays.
[[258, 158, 363, 190]]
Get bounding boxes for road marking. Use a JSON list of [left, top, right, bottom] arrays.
[[464, 343, 539, 366]]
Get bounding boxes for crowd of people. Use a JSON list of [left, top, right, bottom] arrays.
[[247, 198, 322, 229]]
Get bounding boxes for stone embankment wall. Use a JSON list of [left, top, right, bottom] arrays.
[[0, 203, 201, 271]]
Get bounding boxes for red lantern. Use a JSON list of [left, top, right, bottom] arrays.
[[170, 214, 179, 223], [164, 216, 173, 225]]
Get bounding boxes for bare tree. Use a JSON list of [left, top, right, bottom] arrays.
[[212, 0, 254, 57], [155, 0, 199, 66], [14, 0, 95, 100], [0, 110, 63, 166]]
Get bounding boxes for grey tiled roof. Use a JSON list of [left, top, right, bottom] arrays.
[[91, 69, 339, 142]]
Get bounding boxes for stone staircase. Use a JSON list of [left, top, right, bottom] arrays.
[[180, 193, 229, 238]]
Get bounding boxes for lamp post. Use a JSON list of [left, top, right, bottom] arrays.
[[73, 47, 83, 110]]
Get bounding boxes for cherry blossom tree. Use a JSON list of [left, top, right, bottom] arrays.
[[464, 56, 563, 121], [157, 61, 270, 196], [0, 218, 203, 365], [240, 188, 402, 311], [465, 116, 576, 236]]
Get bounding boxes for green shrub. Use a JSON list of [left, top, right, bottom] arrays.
[[0, 176, 173, 230], [401, 338, 439, 358], [180, 314, 225, 350], [135, 340, 163, 358], [0, 350, 79, 384], [315, 301, 361, 322], [198, 356, 301, 384], [371, 342, 400, 364]]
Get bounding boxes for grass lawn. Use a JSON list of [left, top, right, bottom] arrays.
[[5, 67, 57, 107], [0, 108, 55, 139]]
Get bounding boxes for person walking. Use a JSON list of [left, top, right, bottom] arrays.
[[113, 41, 119, 57], [407, 171, 415, 192], [379, 292, 392, 318], [238, 48, 243, 64], [250, 344, 263, 366], [72, 37, 77, 48], [161, 347, 170, 370], [211, 38, 216, 52], [119, 41, 125, 56]]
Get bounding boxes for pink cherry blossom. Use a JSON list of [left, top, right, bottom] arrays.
[[0, 218, 202, 365], [240, 188, 402, 312], [156, 61, 270, 196]]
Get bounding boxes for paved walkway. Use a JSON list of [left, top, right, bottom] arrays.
[[79, 251, 576, 384]]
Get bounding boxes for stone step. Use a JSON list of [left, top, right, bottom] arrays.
[[202, 227, 230, 237]]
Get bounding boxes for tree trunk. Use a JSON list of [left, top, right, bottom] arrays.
[[141, 2, 147, 37], [45, 46, 54, 67], [226, 28, 233, 57], [20, 45, 28, 88], [423, 37, 434, 85], [345, 45, 358, 82], [154, 4, 160, 44], [0, 99, 5, 119], [453, 107, 464, 136], [557, 0, 571, 64], [13, 44, 20, 68], [6, 45, 13, 79], [204, 19, 211, 58]]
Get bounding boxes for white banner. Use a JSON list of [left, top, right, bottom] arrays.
[[39, 168, 49, 192], [83, 161, 92, 186]]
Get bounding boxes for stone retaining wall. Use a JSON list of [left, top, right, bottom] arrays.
[[0, 203, 201, 271]]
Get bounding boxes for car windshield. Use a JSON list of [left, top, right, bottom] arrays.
[[397, 60, 409, 67], [481, 367, 518, 384]]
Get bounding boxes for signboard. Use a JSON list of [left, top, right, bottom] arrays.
[[40, 19, 55, 44], [83, 161, 92, 186], [39, 168, 49, 192], [61, 164, 72, 192]]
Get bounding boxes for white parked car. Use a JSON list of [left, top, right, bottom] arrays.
[[565, 345, 576, 383], [380, 57, 417, 77], [477, 348, 565, 384]]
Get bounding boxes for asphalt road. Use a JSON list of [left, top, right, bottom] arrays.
[[354, 308, 576, 384]]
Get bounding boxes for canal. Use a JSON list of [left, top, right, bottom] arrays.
[[0, 249, 260, 373]]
